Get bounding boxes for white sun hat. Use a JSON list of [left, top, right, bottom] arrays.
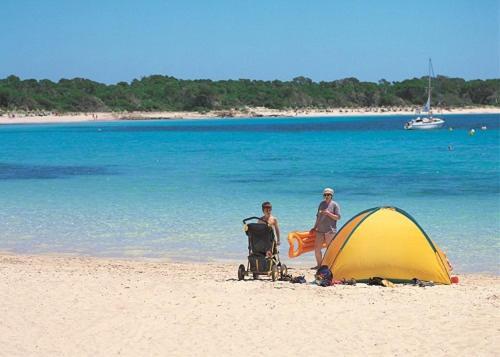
[[323, 188, 334, 195]]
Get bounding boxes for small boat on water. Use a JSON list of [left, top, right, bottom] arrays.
[[404, 116, 445, 130], [404, 59, 445, 130]]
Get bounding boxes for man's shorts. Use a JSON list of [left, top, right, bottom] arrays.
[[316, 231, 335, 244]]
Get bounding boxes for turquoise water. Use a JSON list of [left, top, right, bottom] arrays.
[[0, 114, 499, 273]]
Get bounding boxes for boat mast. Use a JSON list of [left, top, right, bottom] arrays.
[[427, 58, 432, 114]]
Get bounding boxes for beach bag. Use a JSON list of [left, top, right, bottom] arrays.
[[315, 265, 333, 287]]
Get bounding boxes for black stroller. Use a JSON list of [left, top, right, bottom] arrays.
[[237, 217, 287, 281]]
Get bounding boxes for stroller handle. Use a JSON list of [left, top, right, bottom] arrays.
[[242, 216, 266, 224]]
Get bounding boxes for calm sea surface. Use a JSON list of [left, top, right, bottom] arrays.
[[0, 114, 499, 273]]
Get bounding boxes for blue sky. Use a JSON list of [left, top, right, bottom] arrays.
[[1, 0, 498, 83]]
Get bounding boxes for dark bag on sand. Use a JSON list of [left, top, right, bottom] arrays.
[[315, 265, 333, 287], [291, 276, 306, 284], [412, 278, 435, 287]]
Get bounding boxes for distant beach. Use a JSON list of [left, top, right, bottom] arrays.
[[0, 106, 499, 125], [0, 253, 498, 356]]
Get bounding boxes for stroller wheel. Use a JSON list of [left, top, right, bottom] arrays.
[[280, 264, 288, 278], [238, 264, 245, 281], [253, 273, 259, 280], [271, 265, 278, 281]]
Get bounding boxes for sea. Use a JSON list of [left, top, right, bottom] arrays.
[[0, 114, 499, 273]]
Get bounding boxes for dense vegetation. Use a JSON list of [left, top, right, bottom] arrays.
[[0, 74, 498, 112]]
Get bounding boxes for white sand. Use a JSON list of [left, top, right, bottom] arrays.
[[0, 107, 498, 125], [0, 253, 498, 356]]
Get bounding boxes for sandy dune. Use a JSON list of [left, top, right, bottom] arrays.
[[0, 253, 498, 356]]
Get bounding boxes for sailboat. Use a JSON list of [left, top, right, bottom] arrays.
[[404, 59, 445, 130]]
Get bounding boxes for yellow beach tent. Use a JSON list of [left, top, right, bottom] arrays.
[[322, 207, 452, 284]]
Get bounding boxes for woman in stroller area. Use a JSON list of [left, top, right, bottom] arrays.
[[258, 201, 281, 250]]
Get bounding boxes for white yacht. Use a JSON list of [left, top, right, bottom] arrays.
[[404, 59, 445, 130]]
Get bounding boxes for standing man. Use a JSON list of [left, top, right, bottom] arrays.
[[312, 188, 341, 268]]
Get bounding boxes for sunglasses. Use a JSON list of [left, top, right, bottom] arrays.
[[323, 193, 332, 197], [263, 206, 272, 210]]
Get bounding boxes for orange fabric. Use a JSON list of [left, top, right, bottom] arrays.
[[287, 230, 326, 258]]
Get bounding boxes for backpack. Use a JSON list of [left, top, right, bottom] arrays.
[[315, 265, 333, 287]]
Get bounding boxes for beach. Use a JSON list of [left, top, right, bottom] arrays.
[[2, 1, 498, 356], [0, 253, 498, 356], [0, 106, 499, 125], [1, 113, 499, 356]]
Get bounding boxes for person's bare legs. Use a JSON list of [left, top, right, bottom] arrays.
[[314, 232, 325, 267], [325, 232, 335, 247], [315, 232, 335, 267]]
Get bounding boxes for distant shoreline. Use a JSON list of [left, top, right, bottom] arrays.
[[0, 106, 499, 125]]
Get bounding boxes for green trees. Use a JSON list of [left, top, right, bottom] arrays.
[[463, 80, 499, 105], [0, 74, 498, 112]]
